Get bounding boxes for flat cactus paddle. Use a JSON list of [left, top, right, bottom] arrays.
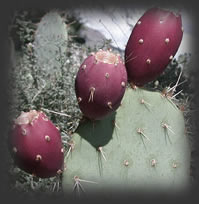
[[62, 88, 190, 195]]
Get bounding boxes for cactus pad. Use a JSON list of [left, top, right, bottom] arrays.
[[33, 11, 68, 76], [62, 87, 190, 195]]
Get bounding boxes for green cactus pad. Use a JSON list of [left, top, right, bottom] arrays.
[[33, 11, 68, 75], [62, 88, 191, 195]]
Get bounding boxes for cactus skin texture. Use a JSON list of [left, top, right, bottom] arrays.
[[33, 11, 68, 76], [125, 7, 183, 86], [75, 50, 127, 120], [9, 110, 64, 178], [62, 88, 190, 195]]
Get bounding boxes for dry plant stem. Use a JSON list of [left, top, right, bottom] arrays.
[[41, 108, 71, 118]]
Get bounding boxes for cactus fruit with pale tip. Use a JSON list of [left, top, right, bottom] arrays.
[[62, 88, 190, 195], [125, 7, 183, 86], [75, 49, 127, 120], [8, 110, 64, 178]]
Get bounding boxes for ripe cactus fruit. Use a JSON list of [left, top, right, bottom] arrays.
[[125, 7, 183, 86], [75, 49, 127, 120], [9, 110, 64, 178], [62, 88, 190, 195]]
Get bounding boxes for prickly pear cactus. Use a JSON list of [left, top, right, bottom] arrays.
[[62, 87, 190, 195], [75, 49, 127, 120], [125, 7, 183, 86], [33, 11, 68, 77]]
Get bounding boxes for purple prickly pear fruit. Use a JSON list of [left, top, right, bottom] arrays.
[[9, 110, 64, 178], [75, 49, 127, 120], [125, 7, 183, 86]]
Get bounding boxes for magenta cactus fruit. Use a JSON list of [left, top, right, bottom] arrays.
[[9, 110, 64, 178], [125, 7, 183, 86], [75, 49, 127, 120]]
